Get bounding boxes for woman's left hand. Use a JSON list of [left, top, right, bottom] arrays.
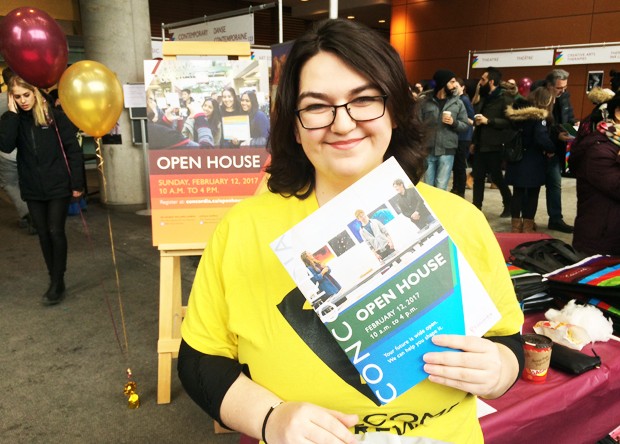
[[7, 94, 18, 113], [422, 334, 518, 399]]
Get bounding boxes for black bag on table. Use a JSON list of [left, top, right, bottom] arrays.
[[509, 239, 585, 275]]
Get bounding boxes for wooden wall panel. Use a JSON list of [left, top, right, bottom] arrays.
[[486, 17, 592, 49], [405, 0, 489, 33], [405, 27, 487, 61], [391, 5, 407, 35], [590, 11, 620, 42], [593, 0, 620, 13], [488, 0, 593, 23]]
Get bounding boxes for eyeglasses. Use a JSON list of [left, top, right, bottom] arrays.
[[295, 95, 388, 130]]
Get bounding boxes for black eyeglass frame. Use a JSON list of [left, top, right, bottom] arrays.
[[294, 95, 388, 130]]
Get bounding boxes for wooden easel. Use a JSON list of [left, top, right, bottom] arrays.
[[156, 40, 251, 406]]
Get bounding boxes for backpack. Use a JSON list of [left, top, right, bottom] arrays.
[[509, 239, 585, 275], [501, 126, 524, 162]]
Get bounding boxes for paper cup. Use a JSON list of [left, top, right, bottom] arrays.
[[521, 334, 553, 383], [442, 111, 451, 116]]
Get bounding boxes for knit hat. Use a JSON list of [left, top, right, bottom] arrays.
[[433, 69, 456, 91]]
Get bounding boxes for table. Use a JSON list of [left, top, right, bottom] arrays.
[[480, 313, 620, 444]]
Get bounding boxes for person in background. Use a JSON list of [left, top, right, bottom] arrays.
[[417, 69, 468, 190], [544, 68, 576, 233], [505, 87, 556, 233], [393, 178, 433, 231], [569, 93, 620, 256], [0, 75, 84, 305], [220, 86, 242, 117], [355, 208, 395, 261], [239, 90, 270, 147], [179, 88, 194, 120], [471, 66, 514, 217], [220, 86, 243, 146], [201, 98, 223, 146], [0, 67, 34, 233], [146, 86, 198, 149], [181, 100, 215, 147], [177, 19, 523, 444], [300, 250, 341, 302], [451, 77, 475, 197]]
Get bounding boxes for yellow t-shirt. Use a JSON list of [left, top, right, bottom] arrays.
[[182, 182, 523, 444]]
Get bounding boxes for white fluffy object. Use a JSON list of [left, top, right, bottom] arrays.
[[545, 300, 614, 343]]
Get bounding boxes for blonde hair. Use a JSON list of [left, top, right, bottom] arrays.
[[9, 76, 49, 126]]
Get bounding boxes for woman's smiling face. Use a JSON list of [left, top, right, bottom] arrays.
[[240, 94, 252, 112], [202, 100, 214, 117], [294, 51, 394, 198], [222, 90, 235, 110]]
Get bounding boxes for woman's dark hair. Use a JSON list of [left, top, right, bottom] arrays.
[[266, 18, 426, 199], [241, 90, 260, 118], [220, 86, 241, 114]]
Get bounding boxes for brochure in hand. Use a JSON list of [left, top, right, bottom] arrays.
[[559, 122, 578, 137], [270, 157, 500, 404]]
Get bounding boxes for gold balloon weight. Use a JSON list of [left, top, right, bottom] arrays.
[[124, 368, 140, 409]]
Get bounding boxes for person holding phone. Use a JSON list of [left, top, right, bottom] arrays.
[[0, 74, 84, 305]]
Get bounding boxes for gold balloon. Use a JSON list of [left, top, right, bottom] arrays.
[[58, 60, 124, 138]]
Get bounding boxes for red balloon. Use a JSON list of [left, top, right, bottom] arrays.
[[0, 7, 68, 88], [518, 77, 532, 97]]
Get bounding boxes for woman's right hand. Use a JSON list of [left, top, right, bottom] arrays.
[[265, 401, 358, 444]]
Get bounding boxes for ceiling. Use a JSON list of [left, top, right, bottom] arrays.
[[243, 0, 392, 30]]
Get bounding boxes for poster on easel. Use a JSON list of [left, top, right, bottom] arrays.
[[144, 59, 271, 245]]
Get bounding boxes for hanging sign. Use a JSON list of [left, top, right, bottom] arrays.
[[471, 49, 554, 68], [555, 45, 620, 65], [170, 14, 254, 44]]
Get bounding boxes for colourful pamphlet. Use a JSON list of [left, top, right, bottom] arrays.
[[270, 157, 500, 404]]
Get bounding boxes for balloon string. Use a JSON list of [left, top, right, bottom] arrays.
[[53, 128, 126, 355], [95, 138, 107, 202], [106, 202, 130, 355], [85, 137, 129, 357]]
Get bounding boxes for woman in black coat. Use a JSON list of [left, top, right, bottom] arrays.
[[505, 87, 556, 233], [0, 75, 84, 305], [569, 94, 620, 255]]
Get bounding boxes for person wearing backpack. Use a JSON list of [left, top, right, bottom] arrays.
[[569, 93, 620, 256], [504, 87, 557, 233]]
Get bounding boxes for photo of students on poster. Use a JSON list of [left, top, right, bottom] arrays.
[[144, 59, 271, 245]]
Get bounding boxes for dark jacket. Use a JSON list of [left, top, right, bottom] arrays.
[[504, 99, 555, 188], [473, 87, 514, 152], [458, 93, 475, 142], [248, 110, 270, 147], [569, 130, 620, 255], [0, 108, 84, 201]]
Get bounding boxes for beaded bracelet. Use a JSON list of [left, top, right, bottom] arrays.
[[261, 401, 284, 444]]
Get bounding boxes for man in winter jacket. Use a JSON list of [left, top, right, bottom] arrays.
[[471, 67, 514, 216], [417, 70, 468, 190], [544, 69, 577, 233]]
